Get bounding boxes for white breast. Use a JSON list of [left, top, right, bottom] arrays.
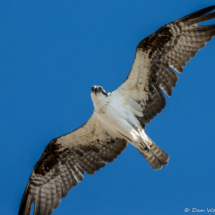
[[95, 91, 142, 142]]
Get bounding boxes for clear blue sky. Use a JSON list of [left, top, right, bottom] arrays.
[[1, 1, 215, 215]]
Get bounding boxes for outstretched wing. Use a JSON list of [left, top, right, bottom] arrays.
[[115, 6, 215, 128], [19, 114, 127, 215]]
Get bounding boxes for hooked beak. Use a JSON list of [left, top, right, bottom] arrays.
[[91, 86, 98, 94]]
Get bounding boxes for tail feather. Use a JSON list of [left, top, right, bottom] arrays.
[[138, 139, 169, 170], [160, 161, 168, 166], [150, 142, 169, 162]]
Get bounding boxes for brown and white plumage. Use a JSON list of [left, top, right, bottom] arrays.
[[19, 114, 127, 215], [117, 5, 215, 126], [19, 6, 215, 215]]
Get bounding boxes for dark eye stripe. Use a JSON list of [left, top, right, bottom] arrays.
[[102, 91, 108, 97]]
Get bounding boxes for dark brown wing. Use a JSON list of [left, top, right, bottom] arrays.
[[19, 114, 127, 215], [116, 6, 215, 127], [137, 79, 166, 127]]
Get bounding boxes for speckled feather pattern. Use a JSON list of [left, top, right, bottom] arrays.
[[117, 6, 215, 127], [19, 6, 215, 215], [19, 116, 127, 215]]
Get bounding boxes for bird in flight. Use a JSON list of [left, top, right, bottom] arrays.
[[19, 6, 215, 215]]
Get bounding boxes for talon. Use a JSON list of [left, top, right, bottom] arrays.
[[139, 142, 150, 153]]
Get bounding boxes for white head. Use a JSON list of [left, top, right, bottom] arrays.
[[91, 85, 109, 111]]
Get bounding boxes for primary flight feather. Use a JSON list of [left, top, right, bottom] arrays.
[[19, 6, 215, 215]]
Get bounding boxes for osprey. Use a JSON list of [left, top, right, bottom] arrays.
[[19, 6, 215, 215]]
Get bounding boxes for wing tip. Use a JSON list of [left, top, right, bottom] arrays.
[[177, 5, 215, 22], [18, 184, 33, 215]]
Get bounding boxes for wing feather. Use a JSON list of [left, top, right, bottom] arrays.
[[115, 6, 215, 127], [19, 6, 215, 215], [19, 114, 127, 215]]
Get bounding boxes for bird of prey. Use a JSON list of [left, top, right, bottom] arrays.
[[19, 6, 215, 215]]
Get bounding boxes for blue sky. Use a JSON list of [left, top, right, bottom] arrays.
[[1, 1, 215, 215]]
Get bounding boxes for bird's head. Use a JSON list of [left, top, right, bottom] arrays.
[[91, 86, 109, 110], [91, 85, 108, 97]]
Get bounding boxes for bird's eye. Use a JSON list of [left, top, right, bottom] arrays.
[[99, 87, 102, 92]]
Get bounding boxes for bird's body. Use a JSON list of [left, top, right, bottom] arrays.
[[91, 85, 169, 170], [19, 6, 215, 215], [92, 89, 142, 144]]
